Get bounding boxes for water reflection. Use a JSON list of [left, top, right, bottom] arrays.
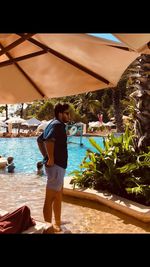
[[0, 173, 150, 233]]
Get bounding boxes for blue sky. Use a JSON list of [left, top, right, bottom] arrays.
[[88, 33, 120, 42]]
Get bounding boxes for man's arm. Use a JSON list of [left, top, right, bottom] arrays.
[[44, 139, 55, 166], [37, 133, 47, 158]]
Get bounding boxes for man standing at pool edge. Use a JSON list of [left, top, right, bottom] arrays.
[[37, 103, 70, 232]]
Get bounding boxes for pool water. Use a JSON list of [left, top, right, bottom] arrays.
[[0, 136, 104, 175]]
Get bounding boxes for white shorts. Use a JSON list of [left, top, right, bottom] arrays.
[[45, 164, 66, 191]]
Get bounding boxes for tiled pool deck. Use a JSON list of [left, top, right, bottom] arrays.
[[1, 173, 150, 233]]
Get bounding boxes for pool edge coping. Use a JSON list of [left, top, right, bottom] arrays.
[[63, 177, 150, 223]]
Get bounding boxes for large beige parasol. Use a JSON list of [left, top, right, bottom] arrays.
[[0, 33, 149, 104], [113, 34, 150, 54]]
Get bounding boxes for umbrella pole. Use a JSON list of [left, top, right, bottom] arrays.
[[80, 125, 83, 146]]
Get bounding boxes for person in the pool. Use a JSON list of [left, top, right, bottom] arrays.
[[7, 156, 15, 173]]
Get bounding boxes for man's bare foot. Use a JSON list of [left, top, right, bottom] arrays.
[[53, 224, 62, 232], [43, 224, 54, 234]]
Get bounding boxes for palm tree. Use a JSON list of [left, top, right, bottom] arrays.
[[112, 86, 124, 133], [73, 92, 101, 130], [129, 54, 150, 152], [111, 64, 134, 133], [74, 92, 101, 118]]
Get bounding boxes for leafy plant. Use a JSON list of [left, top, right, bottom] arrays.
[[70, 127, 150, 205]]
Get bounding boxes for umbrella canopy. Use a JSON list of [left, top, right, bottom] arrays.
[[113, 34, 150, 54], [5, 117, 26, 124], [89, 121, 102, 128], [0, 33, 142, 104], [22, 117, 41, 126], [0, 121, 7, 127], [0, 117, 7, 121]]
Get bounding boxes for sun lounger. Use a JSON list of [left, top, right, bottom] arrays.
[[0, 207, 53, 234], [22, 221, 53, 234]]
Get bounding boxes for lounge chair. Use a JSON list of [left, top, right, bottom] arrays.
[[0, 206, 53, 234]]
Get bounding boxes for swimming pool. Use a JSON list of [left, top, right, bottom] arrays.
[[0, 136, 104, 175]]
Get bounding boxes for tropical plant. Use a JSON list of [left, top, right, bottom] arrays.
[[70, 127, 150, 205]]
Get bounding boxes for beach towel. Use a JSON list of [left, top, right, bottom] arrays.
[[0, 205, 36, 234]]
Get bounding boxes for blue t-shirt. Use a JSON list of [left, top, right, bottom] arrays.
[[37, 119, 68, 169]]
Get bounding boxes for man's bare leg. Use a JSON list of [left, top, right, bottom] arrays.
[[53, 187, 63, 231], [43, 188, 56, 223]]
